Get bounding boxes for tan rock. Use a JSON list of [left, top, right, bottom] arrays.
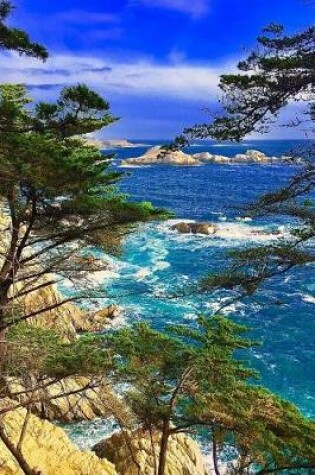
[[90, 304, 121, 328], [22, 283, 87, 343], [0, 399, 118, 475], [123, 146, 200, 166], [171, 222, 191, 233], [171, 222, 217, 235], [5, 377, 120, 422], [93, 430, 207, 475], [193, 152, 215, 162], [21, 281, 120, 340]]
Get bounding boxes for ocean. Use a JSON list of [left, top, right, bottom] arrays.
[[65, 139, 315, 449]]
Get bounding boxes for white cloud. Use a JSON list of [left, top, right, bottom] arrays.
[[0, 52, 236, 101], [130, 0, 210, 19], [56, 10, 121, 25]]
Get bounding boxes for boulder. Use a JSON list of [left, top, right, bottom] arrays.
[[171, 222, 191, 233], [0, 399, 118, 475], [171, 222, 217, 235], [92, 304, 121, 326], [93, 430, 207, 475]]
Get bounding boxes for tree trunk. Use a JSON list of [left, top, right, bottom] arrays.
[[212, 432, 221, 475], [157, 420, 170, 475], [0, 425, 36, 475]]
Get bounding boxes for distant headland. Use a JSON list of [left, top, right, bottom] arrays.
[[82, 137, 145, 149]]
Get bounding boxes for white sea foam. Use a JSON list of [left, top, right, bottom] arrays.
[[161, 219, 289, 244], [211, 142, 249, 147], [205, 297, 246, 316], [135, 267, 152, 280], [302, 294, 315, 304], [119, 163, 152, 168], [235, 216, 252, 222], [153, 261, 171, 271]]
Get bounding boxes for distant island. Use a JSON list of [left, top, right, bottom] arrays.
[[82, 137, 145, 149], [122, 146, 294, 166]]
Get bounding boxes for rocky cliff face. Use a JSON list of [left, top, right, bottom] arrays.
[[5, 281, 122, 423], [0, 399, 118, 475], [23, 283, 120, 342], [5, 377, 122, 423], [23, 283, 86, 342], [93, 430, 207, 475]]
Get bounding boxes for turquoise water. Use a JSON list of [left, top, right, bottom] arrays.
[[65, 140, 314, 449]]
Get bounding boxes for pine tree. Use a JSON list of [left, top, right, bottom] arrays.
[[0, 1, 47, 59], [0, 84, 163, 333], [105, 316, 315, 475], [180, 24, 315, 298]]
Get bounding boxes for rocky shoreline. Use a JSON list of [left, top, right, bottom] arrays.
[[0, 286, 209, 475], [122, 146, 294, 166]]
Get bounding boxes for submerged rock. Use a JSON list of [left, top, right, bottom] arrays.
[[0, 399, 118, 475], [171, 222, 217, 235], [93, 430, 207, 475]]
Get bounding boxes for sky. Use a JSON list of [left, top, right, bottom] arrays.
[[1, 0, 314, 139]]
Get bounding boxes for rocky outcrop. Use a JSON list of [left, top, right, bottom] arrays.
[[5, 377, 122, 423], [123, 146, 200, 166], [194, 149, 277, 164], [91, 304, 121, 328], [23, 283, 120, 341], [0, 399, 118, 475], [124, 147, 285, 166], [234, 149, 276, 163], [93, 430, 207, 475], [23, 284, 86, 342], [171, 222, 217, 235]]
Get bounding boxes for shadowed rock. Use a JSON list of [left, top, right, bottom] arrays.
[[171, 222, 217, 235]]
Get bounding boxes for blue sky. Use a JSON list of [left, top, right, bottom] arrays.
[[1, 0, 314, 139]]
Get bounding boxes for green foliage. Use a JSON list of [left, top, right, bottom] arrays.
[[0, 1, 48, 59], [35, 84, 117, 138], [6, 324, 110, 379], [0, 83, 162, 226], [105, 318, 315, 474], [176, 23, 315, 299], [183, 25, 314, 141], [44, 334, 111, 378]]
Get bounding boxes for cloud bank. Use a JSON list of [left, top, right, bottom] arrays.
[[0, 52, 232, 101]]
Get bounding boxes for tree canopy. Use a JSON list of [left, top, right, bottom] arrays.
[[177, 24, 315, 299], [0, 1, 47, 59], [104, 316, 315, 475], [0, 83, 165, 332], [183, 24, 315, 141]]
